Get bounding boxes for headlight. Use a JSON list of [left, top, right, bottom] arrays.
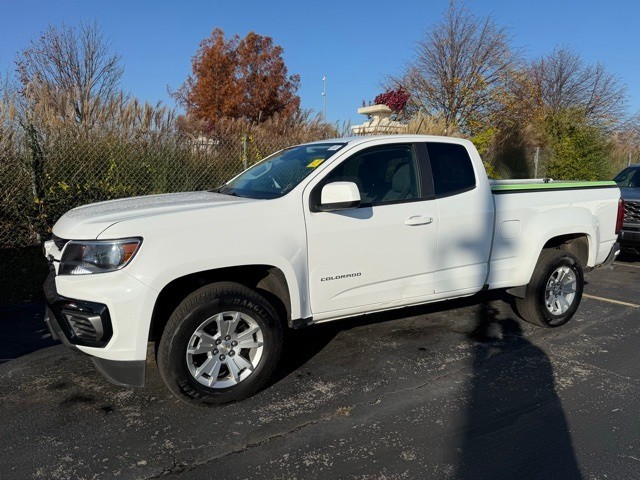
[[59, 238, 142, 275]]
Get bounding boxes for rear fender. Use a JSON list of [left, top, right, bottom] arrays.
[[521, 208, 595, 285]]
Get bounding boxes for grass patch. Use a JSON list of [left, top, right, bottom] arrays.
[[0, 246, 49, 305]]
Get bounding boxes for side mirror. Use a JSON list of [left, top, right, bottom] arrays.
[[318, 182, 361, 212]]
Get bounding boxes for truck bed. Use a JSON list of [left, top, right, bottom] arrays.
[[488, 180, 620, 290]]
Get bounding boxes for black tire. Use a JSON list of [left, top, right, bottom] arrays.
[[157, 282, 283, 405], [515, 249, 584, 328]]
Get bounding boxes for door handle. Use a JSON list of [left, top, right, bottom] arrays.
[[404, 216, 433, 226]]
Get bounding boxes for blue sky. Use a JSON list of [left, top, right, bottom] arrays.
[[1, 0, 639, 126]]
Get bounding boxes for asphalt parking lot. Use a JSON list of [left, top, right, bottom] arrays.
[[1, 256, 639, 480]]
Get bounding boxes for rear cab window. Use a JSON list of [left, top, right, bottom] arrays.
[[426, 142, 476, 198]]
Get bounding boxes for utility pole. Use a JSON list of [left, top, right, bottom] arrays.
[[242, 135, 248, 170], [322, 76, 326, 121], [534, 146, 540, 179], [629, 152, 632, 167]]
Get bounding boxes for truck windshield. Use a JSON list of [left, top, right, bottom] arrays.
[[217, 143, 346, 199]]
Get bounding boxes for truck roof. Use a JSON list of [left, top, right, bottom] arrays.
[[303, 134, 472, 147]]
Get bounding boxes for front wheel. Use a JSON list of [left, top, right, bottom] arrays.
[[157, 282, 283, 405], [515, 249, 584, 328]]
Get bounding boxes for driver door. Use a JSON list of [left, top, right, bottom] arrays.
[[303, 143, 439, 318]]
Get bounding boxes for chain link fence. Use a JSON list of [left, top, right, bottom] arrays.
[[484, 145, 630, 182], [1, 131, 631, 249], [0, 133, 292, 248], [485, 146, 550, 180]]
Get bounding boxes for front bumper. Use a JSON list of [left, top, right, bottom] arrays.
[[44, 273, 113, 347], [43, 271, 146, 387]]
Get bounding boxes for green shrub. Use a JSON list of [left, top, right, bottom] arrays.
[[543, 110, 611, 181]]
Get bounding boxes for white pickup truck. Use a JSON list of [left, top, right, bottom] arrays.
[[43, 135, 623, 404]]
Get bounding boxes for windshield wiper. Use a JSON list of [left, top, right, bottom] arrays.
[[210, 187, 242, 197]]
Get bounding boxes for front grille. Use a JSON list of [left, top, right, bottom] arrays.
[[52, 235, 69, 251], [624, 201, 640, 224]]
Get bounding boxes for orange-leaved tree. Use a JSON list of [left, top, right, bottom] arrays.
[[176, 28, 300, 125]]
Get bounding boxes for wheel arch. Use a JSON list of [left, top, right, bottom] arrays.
[[149, 265, 293, 342], [524, 231, 593, 285], [543, 233, 590, 269]]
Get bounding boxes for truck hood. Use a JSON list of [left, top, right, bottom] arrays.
[[620, 187, 640, 202], [53, 191, 251, 240]]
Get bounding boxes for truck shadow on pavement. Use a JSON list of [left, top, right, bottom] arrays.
[[454, 303, 583, 480], [269, 294, 584, 479], [268, 291, 507, 387]]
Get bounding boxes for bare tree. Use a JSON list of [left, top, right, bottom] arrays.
[[15, 20, 124, 129], [523, 48, 627, 124], [393, 2, 518, 134], [609, 112, 640, 168]]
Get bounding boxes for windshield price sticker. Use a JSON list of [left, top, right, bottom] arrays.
[[307, 158, 325, 168]]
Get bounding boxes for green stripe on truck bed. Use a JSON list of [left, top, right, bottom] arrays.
[[491, 180, 617, 193]]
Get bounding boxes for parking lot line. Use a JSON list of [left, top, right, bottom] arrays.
[[583, 294, 639, 308], [614, 262, 640, 269]]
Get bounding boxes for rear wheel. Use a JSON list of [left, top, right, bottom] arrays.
[[157, 282, 283, 405], [515, 249, 584, 328]]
